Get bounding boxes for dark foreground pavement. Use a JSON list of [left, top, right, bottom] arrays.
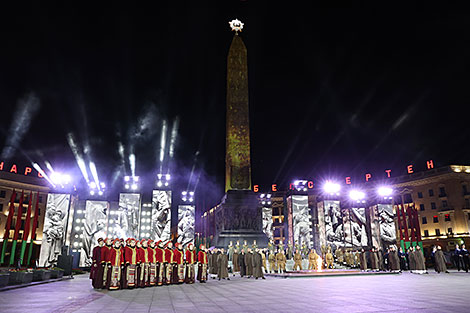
[[1, 271, 469, 313]]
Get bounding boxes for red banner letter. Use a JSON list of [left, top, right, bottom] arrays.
[[365, 173, 372, 181], [10, 164, 17, 173], [426, 160, 434, 169], [345, 177, 351, 185], [407, 165, 413, 174], [0, 161, 3, 170], [307, 181, 314, 189], [385, 169, 392, 178], [253, 185, 259, 193], [24, 167, 32, 176], [272, 184, 277, 192]]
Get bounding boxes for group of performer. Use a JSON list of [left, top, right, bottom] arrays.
[[450, 244, 470, 272], [89, 238, 209, 290]]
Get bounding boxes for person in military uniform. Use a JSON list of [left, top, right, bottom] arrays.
[[336, 248, 344, 265], [433, 245, 449, 273], [414, 245, 427, 274], [217, 248, 229, 280], [308, 249, 319, 270], [388, 246, 400, 272], [359, 248, 367, 271], [293, 249, 303, 270], [268, 250, 277, 273], [278, 242, 285, 254], [252, 248, 265, 279], [287, 242, 293, 260], [238, 249, 246, 277], [268, 240, 275, 255], [344, 249, 351, 267], [276, 249, 287, 273], [261, 249, 267, 273], [370, 247, 379, 271], [325, 246, 334, 269], [244, 248, 254, 278], [232, 248, 239, 276]]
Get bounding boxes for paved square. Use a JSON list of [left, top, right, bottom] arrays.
[[1, 271, 469, 313]]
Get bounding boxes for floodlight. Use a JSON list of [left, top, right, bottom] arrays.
[[349, 190, 366, 201], [323, 181, 341, 194], [378, 186, 393, 197]]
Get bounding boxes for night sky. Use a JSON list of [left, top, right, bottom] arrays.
[[1, 3, 469, 208]]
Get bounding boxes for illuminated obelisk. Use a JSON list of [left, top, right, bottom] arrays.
[[214, 19, 267, 247], [225, 19, 252, 192]]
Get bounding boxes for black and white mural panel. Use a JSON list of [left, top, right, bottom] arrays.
[[177, 204, 195, 247], [38, 193, 71, 267], [151, 190, 171, 242], [79, 200, 108, 267]]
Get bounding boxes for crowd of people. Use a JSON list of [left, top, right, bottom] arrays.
[[89, 238, 209, 290], [89, 238, 470, 290]]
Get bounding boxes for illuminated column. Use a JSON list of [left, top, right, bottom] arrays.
[[225, 20, 252, 192]]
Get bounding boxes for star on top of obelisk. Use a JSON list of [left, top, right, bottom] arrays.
[[229, 19, 244, 34]]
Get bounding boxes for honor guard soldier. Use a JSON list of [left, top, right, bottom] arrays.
[[276, 250, 286, 273], [293, 249, 303, 270]]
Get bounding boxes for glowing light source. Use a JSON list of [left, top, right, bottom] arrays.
[[323, 181, 341, 195], [378, 186, 393, 197], [349, 190, 365, 201]]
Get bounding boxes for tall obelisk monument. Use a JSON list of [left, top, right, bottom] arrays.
[[213, 19, 267, 248], [225, 19, 252, 192]]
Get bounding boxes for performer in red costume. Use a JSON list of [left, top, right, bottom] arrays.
[[138, 239, 151, 287], [90, 238, 104, 288], [136, 240, 144, 287], [185, 243, 196, 284], [174, 243, 185, 283], [102, 238, 113, 289], [148, 239, 157, 286], [124, 238, 138, 288], [107, 238, 125, 290], [155, 240, 165, 286], [164, 241, 174, 285], [120, 238, 126, 289], [197, 244, 208, 283]]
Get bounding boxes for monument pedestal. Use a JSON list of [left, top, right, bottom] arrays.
[[214, 190, 268, 248]]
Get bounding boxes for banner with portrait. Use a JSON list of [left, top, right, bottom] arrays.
[[262, 207, 273, 241], [79, 200, 108, 267], [323, 200, 342, 248], [342, 206, 369, 248], [290, 195, 312, 248], [151, 190, 171, 242], [376, 204, 397, 248], [115, 193, 141, 239], [177, 205, 195, 247], [38, 193, 71, 267]]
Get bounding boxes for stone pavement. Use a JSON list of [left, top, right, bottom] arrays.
[[1, 271, 470, 313]]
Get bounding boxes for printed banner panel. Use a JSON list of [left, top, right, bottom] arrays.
[[38, 193, 71, 267], [151, 190, 171, 242], [343, 207, 369, 247], [177, 205, 195, 247], [262, 207, 273, 240], [79, 200, 108, 267], [377, 204, 397, 247], [115, 193, 141, 239], [291, 195, 312, 248], [323, 200, 343, 248]]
